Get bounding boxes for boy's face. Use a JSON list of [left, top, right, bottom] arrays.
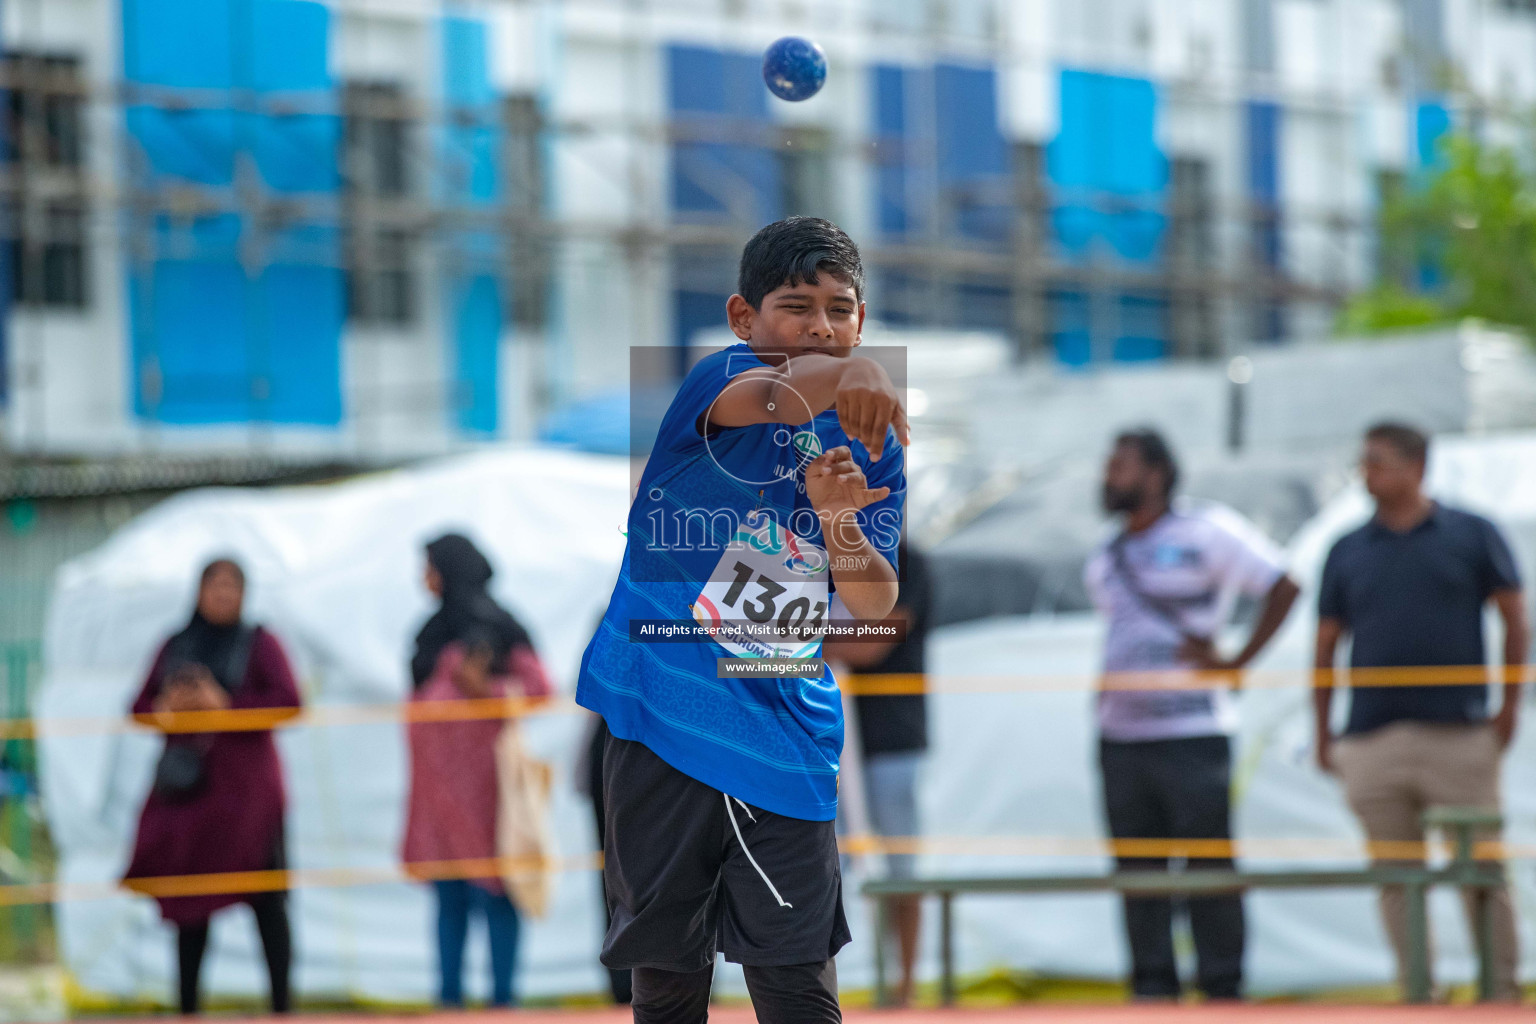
[[726, 274, 864, 358]]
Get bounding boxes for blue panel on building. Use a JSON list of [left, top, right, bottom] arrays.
[[1246, 99, 1284, 340], [874, 268, 926, 327], [249, 0, 339, 194], [1050, 69, 1166, 264], [264, 220, 343, 424], [872, 62, 1008, 243], [669, 46, 727, 114], [135, 215, 249, 423], [934, 64, 1006, 183], [1098, 75, 1162, 196], [1047, 289, 1168, 365], [1114, 293, 1168, 362], [445, 16, 495, 106], [874, 64, 905, 136], [668, 45, 776, 375], [146, 260, 251, 423], [124, 108, 238, 186], [442, 16, 503, 434], [122, 0, 234, 88], [1415, 99, 1450, 169], [1246, 100, 1280, 203], [249, 111, 341, 193], [876, 162, 909, 235], [1246, 99, 1282, 266], [871, 65, 910, 235], [453, 124, 501, 203], [251, 0, 331, 91], [934, 63, 1009, 244], [124, 0, 344, 426], [1050, 289, 1092, 366], [668, 45, 778, 222], [1049, 69, 1168, 363], [1051, 70, 1095, 189], [443, 15, 500, 204], [1053, 71, 1166, 193], [669, 45, 766, 118], [452, 275, 501, 435], [1411, 98, 1451, 292], [261, 261, 345, 424]]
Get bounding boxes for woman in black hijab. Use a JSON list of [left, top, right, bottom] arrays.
[[406, 532, 546, 1008], [411, 533, 532, 689], [123, 558, 302, 1015]]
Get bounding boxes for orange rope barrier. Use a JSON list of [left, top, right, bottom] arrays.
[[2, 665, 1525, 741], [0, 668, 1525, 908], [845, 665, 1528, 697], [0, 694, 564, 741], [0, 852, 601, 909]]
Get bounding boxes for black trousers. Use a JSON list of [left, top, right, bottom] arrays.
[[1100, 735, 1244, 1000], [176, 890, 292, 1014], [598, 735, 849, 972], [631, 960, 839, 1024], [587, 718, 633, 1005]]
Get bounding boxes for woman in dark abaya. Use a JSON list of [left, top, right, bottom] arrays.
[[123, 558, 302, 1015], [404, 532, 550, 1008]]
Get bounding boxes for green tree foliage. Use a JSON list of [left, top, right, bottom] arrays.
[[1340, 135, 1536, 340]]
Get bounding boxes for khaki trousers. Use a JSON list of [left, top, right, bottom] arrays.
[[1335, 721, 1518, 1000]]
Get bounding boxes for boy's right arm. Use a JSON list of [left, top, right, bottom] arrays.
[[705, 353, 910, 460]]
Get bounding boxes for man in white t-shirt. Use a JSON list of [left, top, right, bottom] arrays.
[[1084, 429, 1300, 1001]]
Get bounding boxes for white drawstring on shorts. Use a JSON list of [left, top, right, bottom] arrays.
[[724, 794, 793, 909]]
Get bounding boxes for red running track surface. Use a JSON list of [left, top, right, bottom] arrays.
[[252, 1005, 1532, 1023]]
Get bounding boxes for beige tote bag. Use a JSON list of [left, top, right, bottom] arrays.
[[494, 719, 556, 917]]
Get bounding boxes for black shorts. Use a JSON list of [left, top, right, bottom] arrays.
[[599, 731, 851, 971]]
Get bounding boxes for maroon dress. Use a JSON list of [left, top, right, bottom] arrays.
[[123, 627, 302, 925], [401, 643, 554, 893]]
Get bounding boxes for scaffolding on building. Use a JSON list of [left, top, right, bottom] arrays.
[[0, 0, 1463, 482]]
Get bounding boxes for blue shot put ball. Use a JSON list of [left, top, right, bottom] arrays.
[[763, 36, 827, 102]]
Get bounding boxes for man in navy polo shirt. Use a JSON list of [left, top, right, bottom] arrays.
[[1314, 422, 1528, 1001]]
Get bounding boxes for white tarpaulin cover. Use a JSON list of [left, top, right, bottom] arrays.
[[37, 437, 1536, 1004]]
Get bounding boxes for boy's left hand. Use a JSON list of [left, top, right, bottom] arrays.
[[806, 446, 890, 517]]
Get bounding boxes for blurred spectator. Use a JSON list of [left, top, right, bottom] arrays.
[[410, 533, 534, 691], [123, 558, 302, 1015], [1086, 429, 1299, 1001], [825, 538, 930, 1007], [1314, 423, 1526, 1001], [403, 533, 551, 1008]]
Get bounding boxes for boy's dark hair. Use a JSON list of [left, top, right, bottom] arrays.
[[1115, 427, 1180, 498], [737, 216, 864, 309], [1365, 421, 1429, 464]]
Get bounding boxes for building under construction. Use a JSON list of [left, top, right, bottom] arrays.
[[0, 0, 1532, 631]]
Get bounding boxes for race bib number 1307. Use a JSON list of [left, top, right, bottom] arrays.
[[692, 510, 830, 660]]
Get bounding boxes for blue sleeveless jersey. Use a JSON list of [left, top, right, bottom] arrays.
[[575, 344, 905, 820]]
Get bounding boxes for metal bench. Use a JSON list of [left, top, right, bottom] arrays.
[[862, 808, 1507, 1006]]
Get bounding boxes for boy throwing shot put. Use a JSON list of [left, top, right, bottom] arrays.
[[576, 217, 908, 1023]]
